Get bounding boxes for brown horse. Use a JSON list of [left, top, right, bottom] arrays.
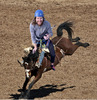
[[18, 21, 89, 99]]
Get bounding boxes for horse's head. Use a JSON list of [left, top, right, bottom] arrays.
[[22, 49, 39, 78]]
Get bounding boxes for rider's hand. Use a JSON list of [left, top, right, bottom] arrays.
[[43, 34, 50, 40], [32, 43, 37, 54], [33, 47, 37, 54]]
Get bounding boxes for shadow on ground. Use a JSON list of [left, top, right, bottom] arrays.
[[10, 84, 75, 99]]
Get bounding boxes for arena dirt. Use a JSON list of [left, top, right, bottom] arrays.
[[0, 0, 97, 99]]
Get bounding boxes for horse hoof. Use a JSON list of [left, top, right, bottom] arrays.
[[72, 37, 80, 42], [19, 91, 26, 99], [76, 37, 80, 41], [84, 43, 90, 48], [19, 95, 23, 99], [24, 95, 29, 99]]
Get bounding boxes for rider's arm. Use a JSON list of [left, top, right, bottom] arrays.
[[47, 21, 53, 38], [30, 23, 37, 44]]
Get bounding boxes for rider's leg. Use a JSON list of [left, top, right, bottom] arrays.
[[35, 51, 45, 68], [35, 41, 45, 68], [36, 39, 50, 68], [48, 41, 56, 70], [39, 51, 45, 66]]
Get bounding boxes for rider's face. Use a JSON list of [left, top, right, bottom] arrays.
[[36, 17, 43, 26]]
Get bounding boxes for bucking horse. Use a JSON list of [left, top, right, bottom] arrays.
[[17, 21, 89, 99]]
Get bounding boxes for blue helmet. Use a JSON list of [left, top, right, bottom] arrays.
[[34, 9, 44, 17]]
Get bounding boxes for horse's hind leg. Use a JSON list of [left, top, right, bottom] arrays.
[[67, 42, 89, 55], [72, 37, 80, 42], [60, 38, 80, 55], [75, 41, 90, 48], [65, 44, 79, 55], [64, 39, 89, 55]]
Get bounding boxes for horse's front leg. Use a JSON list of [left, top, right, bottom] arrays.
[[19, 69, 33, 99], [24, 72, 42, 99], [22, 77, 30, 91], [19, 77, 30, 99]]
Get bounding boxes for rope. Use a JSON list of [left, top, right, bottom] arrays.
[[56, 46, 65, 57], [54, 37, 63, 46], [54, 37, 66, 57]]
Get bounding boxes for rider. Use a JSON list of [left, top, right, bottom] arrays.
[[30, 9, 55, 70]]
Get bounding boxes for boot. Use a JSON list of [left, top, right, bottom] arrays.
[[51, 65, 55, 71]]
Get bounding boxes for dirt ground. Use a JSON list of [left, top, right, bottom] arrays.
[[0, 0, 97, 99]]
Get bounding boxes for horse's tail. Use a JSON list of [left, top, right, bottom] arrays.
[[57, 21, 73, 41]]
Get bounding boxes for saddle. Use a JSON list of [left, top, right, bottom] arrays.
[[24, 46, 50, 56], [24, 39, 50, 54]]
